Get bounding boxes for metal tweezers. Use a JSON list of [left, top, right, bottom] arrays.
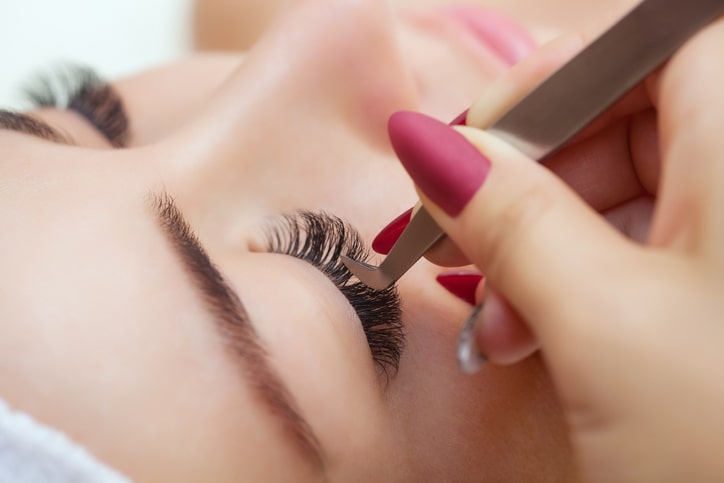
[[343, 0, 724, 290]]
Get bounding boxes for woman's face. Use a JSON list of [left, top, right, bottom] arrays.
[[0, 0, 580, 481]]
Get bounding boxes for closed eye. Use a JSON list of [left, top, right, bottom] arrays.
[[21, 63, 129, 148], [263, 211, 405, 381]]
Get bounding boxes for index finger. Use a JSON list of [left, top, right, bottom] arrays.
[[648, 18, 724, 261]]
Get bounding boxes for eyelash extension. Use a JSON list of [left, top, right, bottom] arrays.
[[264, 211, 405, 379], [21, 64, 129, 148]]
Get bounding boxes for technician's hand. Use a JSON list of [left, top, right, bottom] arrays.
[[387, 19, 724, 483]]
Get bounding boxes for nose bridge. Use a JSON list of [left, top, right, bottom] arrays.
[[277, 1, 412, 83], [202, 0, 418, 133], [157, 0, 420, 240], [287, 0, 416, 97]]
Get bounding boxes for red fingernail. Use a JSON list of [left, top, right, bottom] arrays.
[[436, 272, 484, 305], [388, 111, 490, 217], [372, 208, 413, 254], [450, 109, 468, 126]]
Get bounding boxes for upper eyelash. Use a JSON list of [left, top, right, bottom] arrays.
[[21, 63, 129, 148], [263, 211, 405, 380]]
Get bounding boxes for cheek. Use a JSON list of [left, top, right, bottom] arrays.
[[387, 264, 575, 480], [396, 17, 507, 120]]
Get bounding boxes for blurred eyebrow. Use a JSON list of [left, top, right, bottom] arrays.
[[0, 110, 72, 144], [148, 192, 324, 472]]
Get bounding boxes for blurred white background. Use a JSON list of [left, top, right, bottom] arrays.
[[0, 0, 193, 108]]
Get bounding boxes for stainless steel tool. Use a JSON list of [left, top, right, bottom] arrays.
[[343, 0, 724, 290]]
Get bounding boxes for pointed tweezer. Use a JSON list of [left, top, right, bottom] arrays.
[[343, 0, 724, 290], [341, 207, 444, 290]]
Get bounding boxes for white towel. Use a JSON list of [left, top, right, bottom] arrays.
[[0, 399, 130, 483]]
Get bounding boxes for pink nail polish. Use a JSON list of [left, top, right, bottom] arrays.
[[436, 273, 484, 305], [373, 111, 468, 254], [388, 111, 490, 217], [372, 208, 413, 254]]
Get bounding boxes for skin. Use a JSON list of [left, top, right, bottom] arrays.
[[0, 0, 642, 480], [414, 16, 724, 483], [194, 0, 638, 49]]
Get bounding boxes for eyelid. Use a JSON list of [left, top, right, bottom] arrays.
[[262, 211, 405, 379]]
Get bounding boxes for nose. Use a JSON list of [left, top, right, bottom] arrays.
[[155, 0, 420, 240], [195, 0, 418, 149]]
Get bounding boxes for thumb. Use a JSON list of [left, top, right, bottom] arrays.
[[388, 110, 638, 346]]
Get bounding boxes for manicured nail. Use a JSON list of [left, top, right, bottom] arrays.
[[372, 208, 413, 254], [388, 111, 490, 217], [436, 272, 484, 305], [458, 302, 486, 374], [372, 113, 466, 254]]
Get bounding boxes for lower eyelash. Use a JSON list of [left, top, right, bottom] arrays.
[[263, 211, 405, 378]]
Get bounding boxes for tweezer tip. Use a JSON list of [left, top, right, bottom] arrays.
[[340, 254, 376, 273], [340, 255, 393, 290]]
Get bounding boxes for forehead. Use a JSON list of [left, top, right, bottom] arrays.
[[0, 163, 311, 479]]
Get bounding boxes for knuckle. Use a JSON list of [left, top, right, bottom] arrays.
[[477, 182, 556, 280]]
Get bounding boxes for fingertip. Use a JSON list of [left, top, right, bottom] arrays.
[[457, 289, 537, 374], [424, 237, 470, 266], [477, 290, 538, 365]]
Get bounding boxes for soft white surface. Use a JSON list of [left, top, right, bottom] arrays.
[[0, 0, 193, 109], [0, 399, 129, 483]]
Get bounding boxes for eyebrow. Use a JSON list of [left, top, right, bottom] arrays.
[[0, 110, 72, 144], [1, 83, 324, 468], [149, 193, 325, 472]]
